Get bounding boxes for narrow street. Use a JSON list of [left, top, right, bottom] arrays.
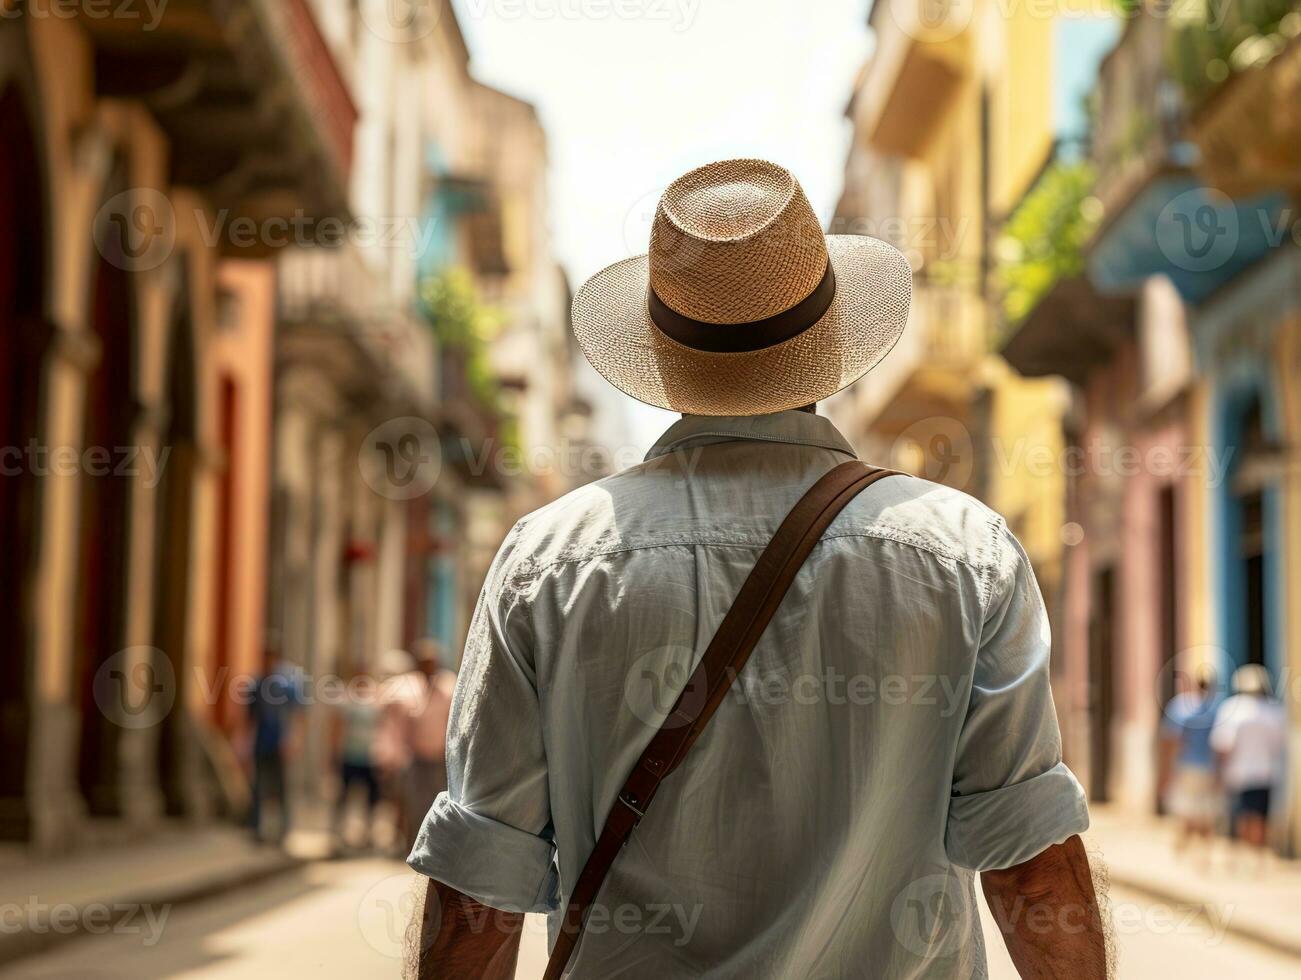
[[4, 857, 1296, 979]]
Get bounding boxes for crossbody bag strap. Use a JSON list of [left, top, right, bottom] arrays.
[[542, 461, 901, 980]]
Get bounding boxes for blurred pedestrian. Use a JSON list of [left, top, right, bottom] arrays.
[[372, 648, 422, 852], [400, 639, 457, 852], [333, 662, 382, 851], [1158, 664, 1223, 857], [247, 648, 305, 846], [1212, 664, 1287, 864]]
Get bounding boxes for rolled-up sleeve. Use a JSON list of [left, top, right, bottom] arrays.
[[407, 526, 559, 913], [945, 522, 1089, 871]]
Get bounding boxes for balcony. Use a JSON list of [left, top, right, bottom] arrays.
[[1085, 9, 1289, 303], [1089, 10, 1189, 217], [854, 280, 987, 434], [418, 163, 509, 282], [1190, 36, 1301, 199], [856, 0, 971, 157], [277, 246, 435, 416], [82, 0, 357, 238], [434, 346, 507, 491], [1001, 276, 1135, 385]]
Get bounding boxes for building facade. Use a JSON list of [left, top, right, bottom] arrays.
[[829, 0, 1097, 659], [2, 0, 592, 852], [999, 6, 1301, 851], [0, 0, 355, 848]]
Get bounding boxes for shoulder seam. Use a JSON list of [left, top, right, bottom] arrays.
[[503, 526, 989, 584]]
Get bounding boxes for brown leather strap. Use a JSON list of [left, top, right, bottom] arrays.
[[542, 461, 900, 979]]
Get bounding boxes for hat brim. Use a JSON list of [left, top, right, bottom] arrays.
[[571, 235, 913, 416]]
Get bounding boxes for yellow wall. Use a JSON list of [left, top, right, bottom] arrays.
[[1275, 315, 1301, 852], [984, 2, 1071, 579], [992, 2, 1056, 214]]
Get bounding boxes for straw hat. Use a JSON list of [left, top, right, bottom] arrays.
[[572, 158, 912, 416]]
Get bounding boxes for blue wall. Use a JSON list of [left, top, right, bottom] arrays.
[[1211, 362, 1283, 683]]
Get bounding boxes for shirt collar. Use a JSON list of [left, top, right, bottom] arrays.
[[645, 411, 859, 462]]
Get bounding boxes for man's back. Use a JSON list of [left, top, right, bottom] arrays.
[[409, 413, 1088, 978], [1213, 693, 1288, 790]]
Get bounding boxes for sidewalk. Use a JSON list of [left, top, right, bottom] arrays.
[[0, 824, 306, 968], [1088, 805, 1301, 957]]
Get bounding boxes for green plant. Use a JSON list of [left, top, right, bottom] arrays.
[[1166, 0, 1301, 101], [420, 267, 505, 411], [997, 161, 1103, 325]]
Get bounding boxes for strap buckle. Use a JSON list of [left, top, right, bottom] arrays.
[[617, 791, 645, 825]]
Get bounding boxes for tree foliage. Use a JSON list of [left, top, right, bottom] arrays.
[[1165, 0, 1300, 102], [997, 161, 1103, 326], [420, 267, 504, 411]]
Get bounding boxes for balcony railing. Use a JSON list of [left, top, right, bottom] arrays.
[[854, 280, 986, 429], [1090, 10, 1191, 213], [855, 0, 971, 157], [279, 246, 388, 326], [1190, 35, 1301, 198], [81, 0, 357, 228], [278, 246, 436, 412]]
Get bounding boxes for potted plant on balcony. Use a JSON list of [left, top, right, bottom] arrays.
[[997, 159, 1103, 328], [1168, 0, 1301, 197]]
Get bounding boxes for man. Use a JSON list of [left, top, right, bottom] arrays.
[[247, 648, 304, 846], [1212, 663, 1287, 860], [406, 159, 1106, 977], [1158, 664, 1223, 856]]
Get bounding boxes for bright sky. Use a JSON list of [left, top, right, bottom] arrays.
[[453, 0, 874, 448]]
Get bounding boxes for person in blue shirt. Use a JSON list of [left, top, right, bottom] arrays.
[[1159, 664, 1224, 855], [248, 649, 306, 845]]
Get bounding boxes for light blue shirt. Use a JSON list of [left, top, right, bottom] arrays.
[[1161, 691, 1222, 770], [409, 410, 1088, 978]]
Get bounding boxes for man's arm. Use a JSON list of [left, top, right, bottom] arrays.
[[980, 834, 1108, 979], [407, 878, 523, 980]]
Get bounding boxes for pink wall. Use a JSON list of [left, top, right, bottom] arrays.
[[208, 260, 275, 719], [1060, 339, 1189, 805]]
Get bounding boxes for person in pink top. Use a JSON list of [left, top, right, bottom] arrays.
[[401, 638, 457, 851]]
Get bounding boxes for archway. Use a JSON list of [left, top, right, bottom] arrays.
[[0, 79, 49, 840], [74, 169, 137, 816]]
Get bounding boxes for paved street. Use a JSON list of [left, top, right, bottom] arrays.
[[5, 856, 1298, 979], [978, 883, 1301, 980]]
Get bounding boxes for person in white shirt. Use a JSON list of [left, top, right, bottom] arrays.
[[1211, 664, 1288, 853]]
